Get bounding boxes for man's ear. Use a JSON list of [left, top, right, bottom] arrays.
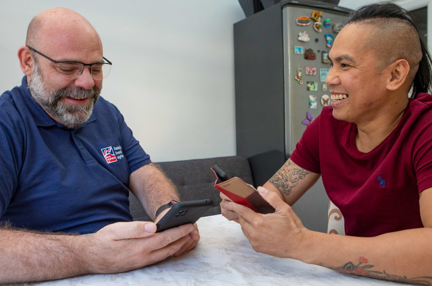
[[386, 59, 410, 91], [17, 46, 34, 77]]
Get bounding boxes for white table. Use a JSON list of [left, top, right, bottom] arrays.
[[33, 215, 405, 286]]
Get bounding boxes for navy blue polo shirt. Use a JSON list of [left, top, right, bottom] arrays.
[[0, 76, 151, 234]]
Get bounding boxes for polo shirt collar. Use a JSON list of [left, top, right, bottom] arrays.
[[19, 76, 97, 128]]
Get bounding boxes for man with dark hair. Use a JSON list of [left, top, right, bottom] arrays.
[[221, 2, 432, 284], [0, 8, 199, 284]]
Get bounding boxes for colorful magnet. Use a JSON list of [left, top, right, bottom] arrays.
[[321, 94, 331, 106], [311, 10, 322, 22], [322, 83, 328, 91], [294, 46, 304, 54], [333, 22, 344, 33], [298, 31, 310, 42], [322, 51, 330, 64], [304, 48, 316, 60], [313, 22, 323, 32], [295, 68, 303, 84], [325, 34, 334, 48], [323, 19, 332, 28], [305, 66, 317, 75], [302, 111, 315, 126], [307, 81, 318, 91], [320, 68, 330, 82], [309, 95, 318, 109], [296, 16, 311, 26]]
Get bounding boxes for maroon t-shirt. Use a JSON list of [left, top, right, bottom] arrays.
[[290, 93, 432, 237]]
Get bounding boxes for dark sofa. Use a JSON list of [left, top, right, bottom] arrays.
[[129, 155, 254, 221]]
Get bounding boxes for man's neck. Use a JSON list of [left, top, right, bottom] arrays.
[[355, 97, 408, 153]]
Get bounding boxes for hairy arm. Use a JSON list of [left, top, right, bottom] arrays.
[[265, 158, 320, 205], [129, 163, 180, 221], [0, 220, 196, 284], [129, 163, 199, 256]]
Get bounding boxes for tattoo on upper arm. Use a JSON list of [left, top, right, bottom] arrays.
[[269, 160, 311, 197], [328, 257, 432, 285]]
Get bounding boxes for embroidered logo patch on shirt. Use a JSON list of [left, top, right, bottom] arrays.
[[378, 173, 386, 188], [101, 146, 118, 164]]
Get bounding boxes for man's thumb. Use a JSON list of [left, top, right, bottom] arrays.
[[257, 187, 287, 213]]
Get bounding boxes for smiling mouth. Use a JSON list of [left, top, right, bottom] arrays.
[[331, 93, 349, 101]]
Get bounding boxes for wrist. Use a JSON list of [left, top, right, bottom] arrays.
[[155, 200, 178, 219], [290, 228, 317, 263]]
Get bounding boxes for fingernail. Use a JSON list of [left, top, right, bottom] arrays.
[[258, 187, 268, 194], [145, 223, 156, 233], [189, 226, 195, 232]]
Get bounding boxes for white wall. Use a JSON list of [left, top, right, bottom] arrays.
[[0, 0, 244, 162]]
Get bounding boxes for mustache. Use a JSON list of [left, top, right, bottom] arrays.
[[49, 86, 101, 105]]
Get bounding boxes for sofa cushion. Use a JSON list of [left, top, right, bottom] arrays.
[[129, 156, 254, 221]]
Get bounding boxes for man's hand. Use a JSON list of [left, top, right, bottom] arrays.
[[222, 187, 309, 259], [220, 193, 240, 223], [154, 208, 200, 257], [82, 221, 197, 274]]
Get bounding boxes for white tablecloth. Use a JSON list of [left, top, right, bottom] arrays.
[[34, 215, 404, 286]]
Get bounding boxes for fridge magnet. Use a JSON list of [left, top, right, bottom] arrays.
[[324, 19, 332, 28], [322, 83, 328, 91], [298, 31, 310, 42], [325, 34, 334, 48], [320, 68, 330, 82], [322, 51, 330, 64], [311, 10, 322, 22], [295, 68, 303, 84], [321, 94, 331, 106], [304, 48, 316, 60], [302, 111, 315, 126], [305, 66, 317, 75], [307, 81, 318, 91], [313, 22, 323, 32], [294, 46, 304, 54], [333, 22, 344, 33], [296, 16, 310, 26], [309, 95, 318, 109]]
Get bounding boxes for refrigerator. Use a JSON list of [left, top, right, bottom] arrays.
[[234, 0, 352, 232]]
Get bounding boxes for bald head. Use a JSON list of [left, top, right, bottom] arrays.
[[26, 8, 102, 57]]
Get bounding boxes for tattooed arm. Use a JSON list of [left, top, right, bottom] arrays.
[[223, 186, 432, 285], [264, 159, 320, 206], [220, 159, 319, 221]]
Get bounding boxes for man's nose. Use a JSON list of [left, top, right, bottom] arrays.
[[325, 67, 340, 86], [74, 67, 95, 90]]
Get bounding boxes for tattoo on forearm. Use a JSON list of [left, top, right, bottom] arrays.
[[328, 257, 432, 285], [269, 160, 311, 196]]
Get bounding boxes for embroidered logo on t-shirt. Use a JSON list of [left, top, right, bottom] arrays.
[[101, 146, 118, 164], [378, 173, 386, 188]]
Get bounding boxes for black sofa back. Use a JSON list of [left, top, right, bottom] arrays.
[[129, 156, 254, 221]]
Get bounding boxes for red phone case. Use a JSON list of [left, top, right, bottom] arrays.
[[211, 168, 274, 214]]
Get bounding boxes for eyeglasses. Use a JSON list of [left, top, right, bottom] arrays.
[[27, 46, 112, 80]]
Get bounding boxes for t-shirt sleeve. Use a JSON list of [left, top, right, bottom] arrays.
[[111, 104, 151, 173], [412, 116, 432, 193], [289, 113, 321, 174]]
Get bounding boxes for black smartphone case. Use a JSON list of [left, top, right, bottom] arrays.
[[156, 199, 213, 232]]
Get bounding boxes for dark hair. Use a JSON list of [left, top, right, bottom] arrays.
[[348, 2, 431, 98]]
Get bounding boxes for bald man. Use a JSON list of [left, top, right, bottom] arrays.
[[221, 3, 432, 285], [0, 8, 199, 284]]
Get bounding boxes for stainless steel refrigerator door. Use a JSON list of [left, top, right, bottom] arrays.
[[282, 5, 350, 233]]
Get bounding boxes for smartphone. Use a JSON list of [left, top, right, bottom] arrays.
[[156, 199, 213, 232]]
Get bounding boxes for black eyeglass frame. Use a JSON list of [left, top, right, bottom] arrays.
[[26, 45, 112, 79]]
